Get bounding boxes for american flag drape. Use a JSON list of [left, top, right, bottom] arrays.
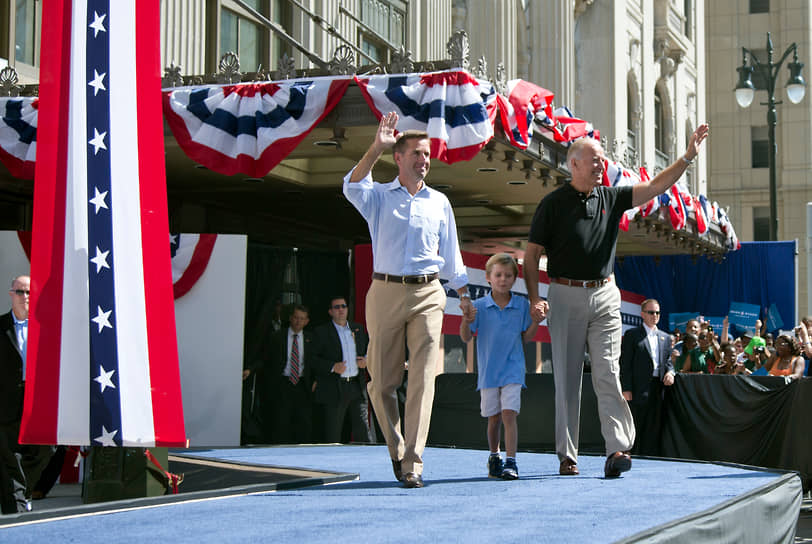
[[20, 0, 186, 447], [355, 71, 498, 164]]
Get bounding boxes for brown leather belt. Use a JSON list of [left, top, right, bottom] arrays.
[[372, 272, 439, 284], [551, 277, 611, 289]]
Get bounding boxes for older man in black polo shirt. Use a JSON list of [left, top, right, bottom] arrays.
[[524, 124, 708, 478]]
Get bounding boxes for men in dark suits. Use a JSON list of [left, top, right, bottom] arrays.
[[263, 305, 314, 444], [1, 275, 51, 513], [620, 298, 675, 456], [311, 297, 375, 444]]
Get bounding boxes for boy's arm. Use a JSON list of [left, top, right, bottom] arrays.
[[460, 304, 477, 343], [522, 320, 539, 343]]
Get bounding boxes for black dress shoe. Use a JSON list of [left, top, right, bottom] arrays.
[[392, 459, 403, 482], [402, 472, 424, 488], [604, 451, 632, 478]]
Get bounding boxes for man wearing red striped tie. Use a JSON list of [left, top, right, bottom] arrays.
[[264, 305, 314, 444]]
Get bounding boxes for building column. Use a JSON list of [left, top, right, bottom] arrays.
[[526, 0, 576, 105]]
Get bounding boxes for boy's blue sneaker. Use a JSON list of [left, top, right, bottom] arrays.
[[487, 454, 503, 478], [501, 458, 519, 480]]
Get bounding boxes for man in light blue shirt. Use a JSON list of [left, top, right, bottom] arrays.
[[344, 111, 473, 488]]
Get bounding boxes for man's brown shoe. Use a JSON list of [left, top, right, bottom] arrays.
[[604, 452, 632, 478], [402, 472, 424, 488], [559, 457, 579, 475]]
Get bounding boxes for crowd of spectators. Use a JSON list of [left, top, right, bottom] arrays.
[[667, 315, 808, 380]]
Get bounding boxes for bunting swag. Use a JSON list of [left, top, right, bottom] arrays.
[[0, 97, 38, 180], [22, 0, 186, 447], [170, 233, 217, 299], [162, 77, 352, 177], [355, 71, 497, 163], [602, 160, 641, 232], [495, 79, 554, 149], [0, 67, 738, 249]]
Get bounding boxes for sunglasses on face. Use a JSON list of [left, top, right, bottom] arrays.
[[644, 310, 660, 315], [332, 304, 348, 310], [11, 289, 30, 296]]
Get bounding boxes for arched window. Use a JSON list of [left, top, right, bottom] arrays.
[[626, 72, 641, 167], [654, 88, 668, 171]]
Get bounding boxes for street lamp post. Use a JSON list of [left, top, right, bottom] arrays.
[[734, 32, 806, 241]]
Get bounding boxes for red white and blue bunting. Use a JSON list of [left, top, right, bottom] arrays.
[[162, 77, 352, 177], [496, 79, 554, 149], [0, 97, 38, 180], [355, 71, 498, 163], [0, 70, 737, 249]]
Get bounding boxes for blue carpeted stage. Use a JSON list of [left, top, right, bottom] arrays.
[[0, 445, 803, 543]]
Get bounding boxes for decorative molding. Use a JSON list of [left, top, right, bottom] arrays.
[[390, 46, 414, 74], [0, 66, 22, 97], [215, 52, 242, 84], [253, 64, 271, 82], [494, 62, 507, 95], [162, 63, 184, 88], [275, 53, 296, 80], [328, 45, 356, 75], [629, 38, 641, 63], [473, 56, 488, 80], [447, 30, 470, 71]]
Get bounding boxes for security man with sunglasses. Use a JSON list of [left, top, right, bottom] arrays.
[[620, 299, 675, 455]]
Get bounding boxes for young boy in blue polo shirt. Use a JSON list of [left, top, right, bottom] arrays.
[[460, 253, 539, 479]]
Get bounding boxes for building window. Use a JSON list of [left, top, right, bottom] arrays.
[[359, 0, 406, 63], [15, 0, 37, 65], [654, 88, 668, 171], [220, 7, 262, 72], [751, 126, 769, 168], [683, 0, 692, 40], [750, 0, 769, 14], [626, 83, 638, 164], [753, 206, 770, 241]]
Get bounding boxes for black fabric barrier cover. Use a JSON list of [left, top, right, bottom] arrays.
[[429, 373, 811, 488], [429, 373, 605, 453], [661, 374, 812, 489]]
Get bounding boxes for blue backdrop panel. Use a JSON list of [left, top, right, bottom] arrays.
[[614, 241, 796, 334]]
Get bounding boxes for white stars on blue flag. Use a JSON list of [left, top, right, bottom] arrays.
[[94, 365, 116, 393], [89, 187, 108, 214], [89, 11, 106, 38], [86, 0, 121, 447], [91, 306, 113, 333], [88, 128, 107, 155], [88, 70, 106, 96], [90, 246, 110, 273], [94, 425, 118, 446]]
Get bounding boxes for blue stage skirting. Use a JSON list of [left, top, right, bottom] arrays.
[[0, 445, 802, 543]]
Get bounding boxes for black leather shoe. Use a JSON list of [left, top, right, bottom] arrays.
[[402, 472, 424, 488], [392, 459, 403, 482], [604, 452, 632, 478]]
